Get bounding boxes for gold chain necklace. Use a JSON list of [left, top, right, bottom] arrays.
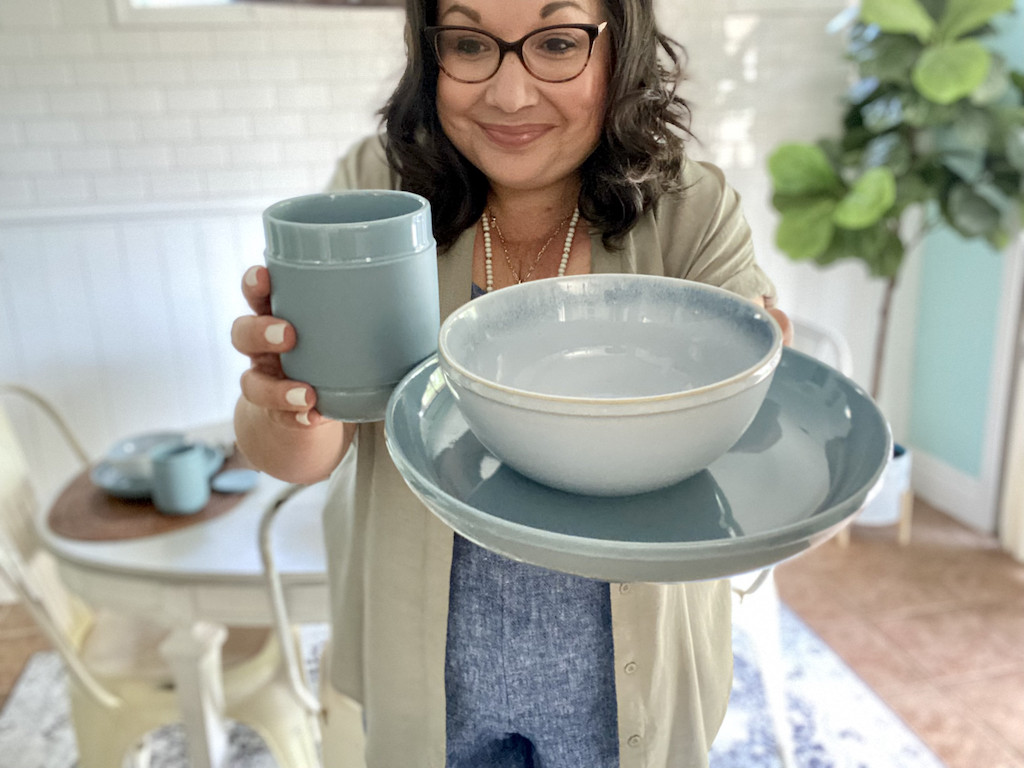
[[481, 207, 580, 293]]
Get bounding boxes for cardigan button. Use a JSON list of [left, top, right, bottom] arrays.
[[627, 734, 642, 748], [618, 583, 632, 594], [624, 661, 638, 675]]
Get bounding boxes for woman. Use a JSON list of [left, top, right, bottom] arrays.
[[232, 0, 789, 765]]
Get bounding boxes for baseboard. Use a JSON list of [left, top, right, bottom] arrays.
[[912, 449, 997, 534]]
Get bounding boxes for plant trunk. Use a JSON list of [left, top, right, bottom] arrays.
[[871, 275, 898, 402]]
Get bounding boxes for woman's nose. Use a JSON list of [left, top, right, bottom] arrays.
[[484, 53, 539, 112]]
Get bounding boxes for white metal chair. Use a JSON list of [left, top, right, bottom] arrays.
[[260, 482, 373, 768], [729, 316, 856, 768], [0, 384, 320, 768]]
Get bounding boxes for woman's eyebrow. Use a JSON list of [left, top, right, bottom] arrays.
[[540, 1, 586, 17], [440, 3, 481, 22]]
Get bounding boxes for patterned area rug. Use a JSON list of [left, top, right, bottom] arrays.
[[0, 608, 942, 767], [712, 606, 944, 767]]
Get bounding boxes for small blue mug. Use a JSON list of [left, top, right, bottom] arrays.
[[150, 443, 211, 515], [263, 190, 440, 422]]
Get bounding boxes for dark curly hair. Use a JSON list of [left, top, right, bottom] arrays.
[[379, 0, 693, 251]]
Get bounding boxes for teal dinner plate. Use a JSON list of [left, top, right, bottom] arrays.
[[384, 350, 892, 583]]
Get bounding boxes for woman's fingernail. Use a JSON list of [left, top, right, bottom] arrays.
[[286, 387, 308, 407], [244, 266, 260, 287], [265, 323, 286, 345], [296, 411, 311, 426]]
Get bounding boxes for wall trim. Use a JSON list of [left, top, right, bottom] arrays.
[[109, 0, 258, 25], [0, 199, 273, 225], [108, 0, 404, 26], [913, 449, 993, 533]]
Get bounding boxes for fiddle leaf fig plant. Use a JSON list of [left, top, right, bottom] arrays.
[[767, 0, 1024, 398]]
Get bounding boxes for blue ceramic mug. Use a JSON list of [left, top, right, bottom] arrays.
[[263, 191, 439, 422], [150, 443, 211, 516]]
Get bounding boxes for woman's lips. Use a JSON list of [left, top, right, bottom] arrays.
[[480, 123, 552, 148]]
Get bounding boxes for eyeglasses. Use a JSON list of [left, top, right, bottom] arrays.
[[425, 22, 608, 84]]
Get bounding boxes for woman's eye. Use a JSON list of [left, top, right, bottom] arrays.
[[454, 37, 491, 56], [545, 38, 576, 52], [532, 34, 582, 56]]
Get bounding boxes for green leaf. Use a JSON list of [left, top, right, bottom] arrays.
[[951, 106, 995, 149], [817, 138, 846, 170], [857, 37, 924, 86], [846, 23, 884, 64], [917, 0, 945, 20], [841, 124, 878, 154], [869, 230, 906, 278], [989, 159, 1023, 196], [974, 181, 1014, 213], [771, 193, 819, 214], [860, 0, 936, 42], [912, 40, 992, 104], [970, 55, 1011, 105], [861, 95, 906, 132], [815, 226, 870, 266], [863, 132, 913, 174], [902, 93, 959, 126], [847, 77, 882, 105], [895, 173, 935, 207], [928, 107, 994, 154], [946, 183, 1002, 237], [776, 200, 838, 261], [1006, 126, 1024, 172], [768, 144, 842, 196], [935, 0, 1013, 41], [941, 150, 987, 182], [833, 167, 898, 229], [817, 224, 904, 277]]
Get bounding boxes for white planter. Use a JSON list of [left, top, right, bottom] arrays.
[[857, 444, 912, 526]]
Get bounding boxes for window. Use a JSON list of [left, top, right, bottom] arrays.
[[112, 0, 403, 25]]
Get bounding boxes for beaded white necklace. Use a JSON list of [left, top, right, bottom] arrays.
[[481, 206, 580, 293]]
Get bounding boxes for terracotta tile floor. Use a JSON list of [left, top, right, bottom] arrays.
[[1, 498, 1022, 767], [0, 599, 51, 709], [775, 498, 1024, 767]]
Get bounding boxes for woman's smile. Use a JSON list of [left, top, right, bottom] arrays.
[[479, 122, 554, 149]]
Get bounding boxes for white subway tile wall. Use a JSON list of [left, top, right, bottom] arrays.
[[0, 0, 407, 209], [0, 0, 859, 212], [4, 0, 892, 487]]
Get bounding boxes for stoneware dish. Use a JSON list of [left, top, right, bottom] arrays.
[[438, 274, 784, 496], [384, 351, 891, 582]]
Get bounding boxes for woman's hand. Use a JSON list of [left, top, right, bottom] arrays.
[[231, 265, 324, 428], [231, 265, 352, 484], [767, 306, 794, 347]]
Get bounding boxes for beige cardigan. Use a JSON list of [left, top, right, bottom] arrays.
[[319, 136, 776, 768]]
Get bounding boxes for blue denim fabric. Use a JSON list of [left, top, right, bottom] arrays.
[[445, 534, 619, 768]]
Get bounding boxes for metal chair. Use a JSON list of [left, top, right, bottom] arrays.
[[0, 384, 320, 768]]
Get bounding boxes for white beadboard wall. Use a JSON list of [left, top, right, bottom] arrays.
[[3, 0, 907, 500]]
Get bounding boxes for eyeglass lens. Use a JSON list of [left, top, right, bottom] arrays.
[[433, 27, 596, 83]]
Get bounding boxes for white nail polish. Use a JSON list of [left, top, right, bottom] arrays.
[[296, 411, 311, 426], [265, 323, 286, 345], [244, 266, 260, 287], [286, 387, 307, 407]]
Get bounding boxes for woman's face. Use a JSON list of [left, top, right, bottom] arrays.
[[433, 0, 611, 196]]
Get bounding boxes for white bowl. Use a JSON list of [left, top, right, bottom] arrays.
[[438, 274, 783, 496]]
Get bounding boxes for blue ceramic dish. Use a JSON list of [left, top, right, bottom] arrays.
[[385, 349, 891, 583]]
